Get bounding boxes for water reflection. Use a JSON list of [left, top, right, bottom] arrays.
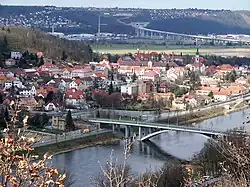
[[53, 108, 249, 186]]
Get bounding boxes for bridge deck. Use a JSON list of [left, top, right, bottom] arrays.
[[89, 118, 227, 136]]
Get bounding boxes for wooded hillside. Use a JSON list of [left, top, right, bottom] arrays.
[[0, 27, 93, 62]]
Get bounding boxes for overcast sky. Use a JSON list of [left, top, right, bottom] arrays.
[[0, 0, 249, 10]]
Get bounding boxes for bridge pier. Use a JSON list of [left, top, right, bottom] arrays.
[[117, 124, 120, 132], [125, 126, 129, 138], [138, 126, 142, 140], [112, 124, 115, 132]]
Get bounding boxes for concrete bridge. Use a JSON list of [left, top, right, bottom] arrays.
[[134, 26, 250, 44], [88, 118, 229, 141]]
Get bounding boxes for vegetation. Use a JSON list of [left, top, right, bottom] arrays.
[[0, 101, 65, 186], [65, 110, 75, 131], [0, 27, 93, 63]]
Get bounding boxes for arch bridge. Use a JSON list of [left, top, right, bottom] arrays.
[[88, 118, 230, 141]]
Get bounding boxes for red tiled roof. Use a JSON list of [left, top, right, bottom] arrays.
[[65, 89, 85, 100]]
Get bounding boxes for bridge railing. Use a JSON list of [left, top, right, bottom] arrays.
[[89, 118, 229, 134]]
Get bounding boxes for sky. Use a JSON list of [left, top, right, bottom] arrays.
[[0, 0, 250, 10]]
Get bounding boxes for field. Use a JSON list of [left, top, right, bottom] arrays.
[[92, 44, 250, 57]]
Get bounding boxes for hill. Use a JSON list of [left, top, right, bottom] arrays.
[[0, 27, 93, 62], [1, 6, 250, 35]]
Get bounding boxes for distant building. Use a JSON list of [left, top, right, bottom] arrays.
[[5, 59, 17, 66], [121, 82, 146, 96], [51, 115, 66, 131], [10, 52, 22, 60]]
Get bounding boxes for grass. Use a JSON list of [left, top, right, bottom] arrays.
[[92, 44, 250, 55]]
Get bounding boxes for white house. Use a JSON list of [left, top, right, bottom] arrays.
[[5, 59, 16, 66], [121, 83, 138, 95], [4, 80, 23, 90], [19, 86, 36, 97], [61, 69, 72, 79], [69, 79, 83, 90], [138, 71, 160, 82], [166, 67, 185, 82], [44, 101, 60, 111], [11, 52, 22, 59]]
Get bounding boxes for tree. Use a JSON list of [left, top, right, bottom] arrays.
[[132, 72, 137, 83], [165, 63, 170, 71], [108, 82, 114, 95], [45, 91, 54, 103], [229, 72, 236, 82], [65, 110, 75, 131], [0, 93, 3, 104], [61, 50, 68, 61], [7, 28, 10, 33], [208, 91, 214, 98], [93, 78, 99, 89], [169, 94, 174, 107], [38, 56, 45, 66]]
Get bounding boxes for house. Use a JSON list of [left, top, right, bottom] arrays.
[[236, 77, 247, 85], [0, 75, 6, 85], [166, 67, 185, 82], [4, 80, 24, 90], [82, 77, 94, 89], [217, 64, 234, 73], [11, 51, 22, 59], [121, 83, 138, 96], [186, 63, 206, 73], [61, 69, 72, 79], [19, 98, 38, 110], [139, 70, 160, 82], [71, 67, 93, 78], [69, 79, 83, 90], [65, 89, 86, 107], [36, 86, 59, 98], [19, 86, 36, 98], [200, 76, 218, 87], [44, 100, 61, 111], [5, 59, 17, 66], [196, 87, 231, 101], [185, 96, 198, 109], [121, 82, 146, 96], [51, 115, 66, 131]]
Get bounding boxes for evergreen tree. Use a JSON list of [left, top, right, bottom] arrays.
[[39, 56, 44, 66], [108, 82, 114, 95], [45, 91, 54, 103], [94, 78, 99, 89], [208, 91, 214, 98], [0, 93, 3, 104], [132, 72, 137, 82], [65, 110, 75, 131], [61, 50, 68, 61]]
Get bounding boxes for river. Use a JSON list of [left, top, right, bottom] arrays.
[[52, 108, 249, 187]]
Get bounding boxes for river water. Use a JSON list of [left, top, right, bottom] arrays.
[[53, 108, 250, 187]]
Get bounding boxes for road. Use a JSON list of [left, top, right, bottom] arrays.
[[32, 129, 112, 148], [30, 93, 250, 121], [88, 118, 229, 137]]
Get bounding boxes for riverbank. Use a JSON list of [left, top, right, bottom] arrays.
[[160, 103, 249, 125], [33, 132, 121, 156]]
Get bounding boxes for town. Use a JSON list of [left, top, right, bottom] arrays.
[[0, 47, 249, 134]]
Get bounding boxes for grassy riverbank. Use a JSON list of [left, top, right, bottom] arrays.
[[160, 104, 249, 125], [33, 132, 120, 156]]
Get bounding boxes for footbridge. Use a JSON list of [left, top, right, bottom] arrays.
[[88, 118, 230, 141]]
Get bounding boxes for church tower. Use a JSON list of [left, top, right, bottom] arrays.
[[195, 48, 200, 64]]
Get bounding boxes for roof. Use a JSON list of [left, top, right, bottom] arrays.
[[65, 89, 85, 100], [143, 71, 158, 77]]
